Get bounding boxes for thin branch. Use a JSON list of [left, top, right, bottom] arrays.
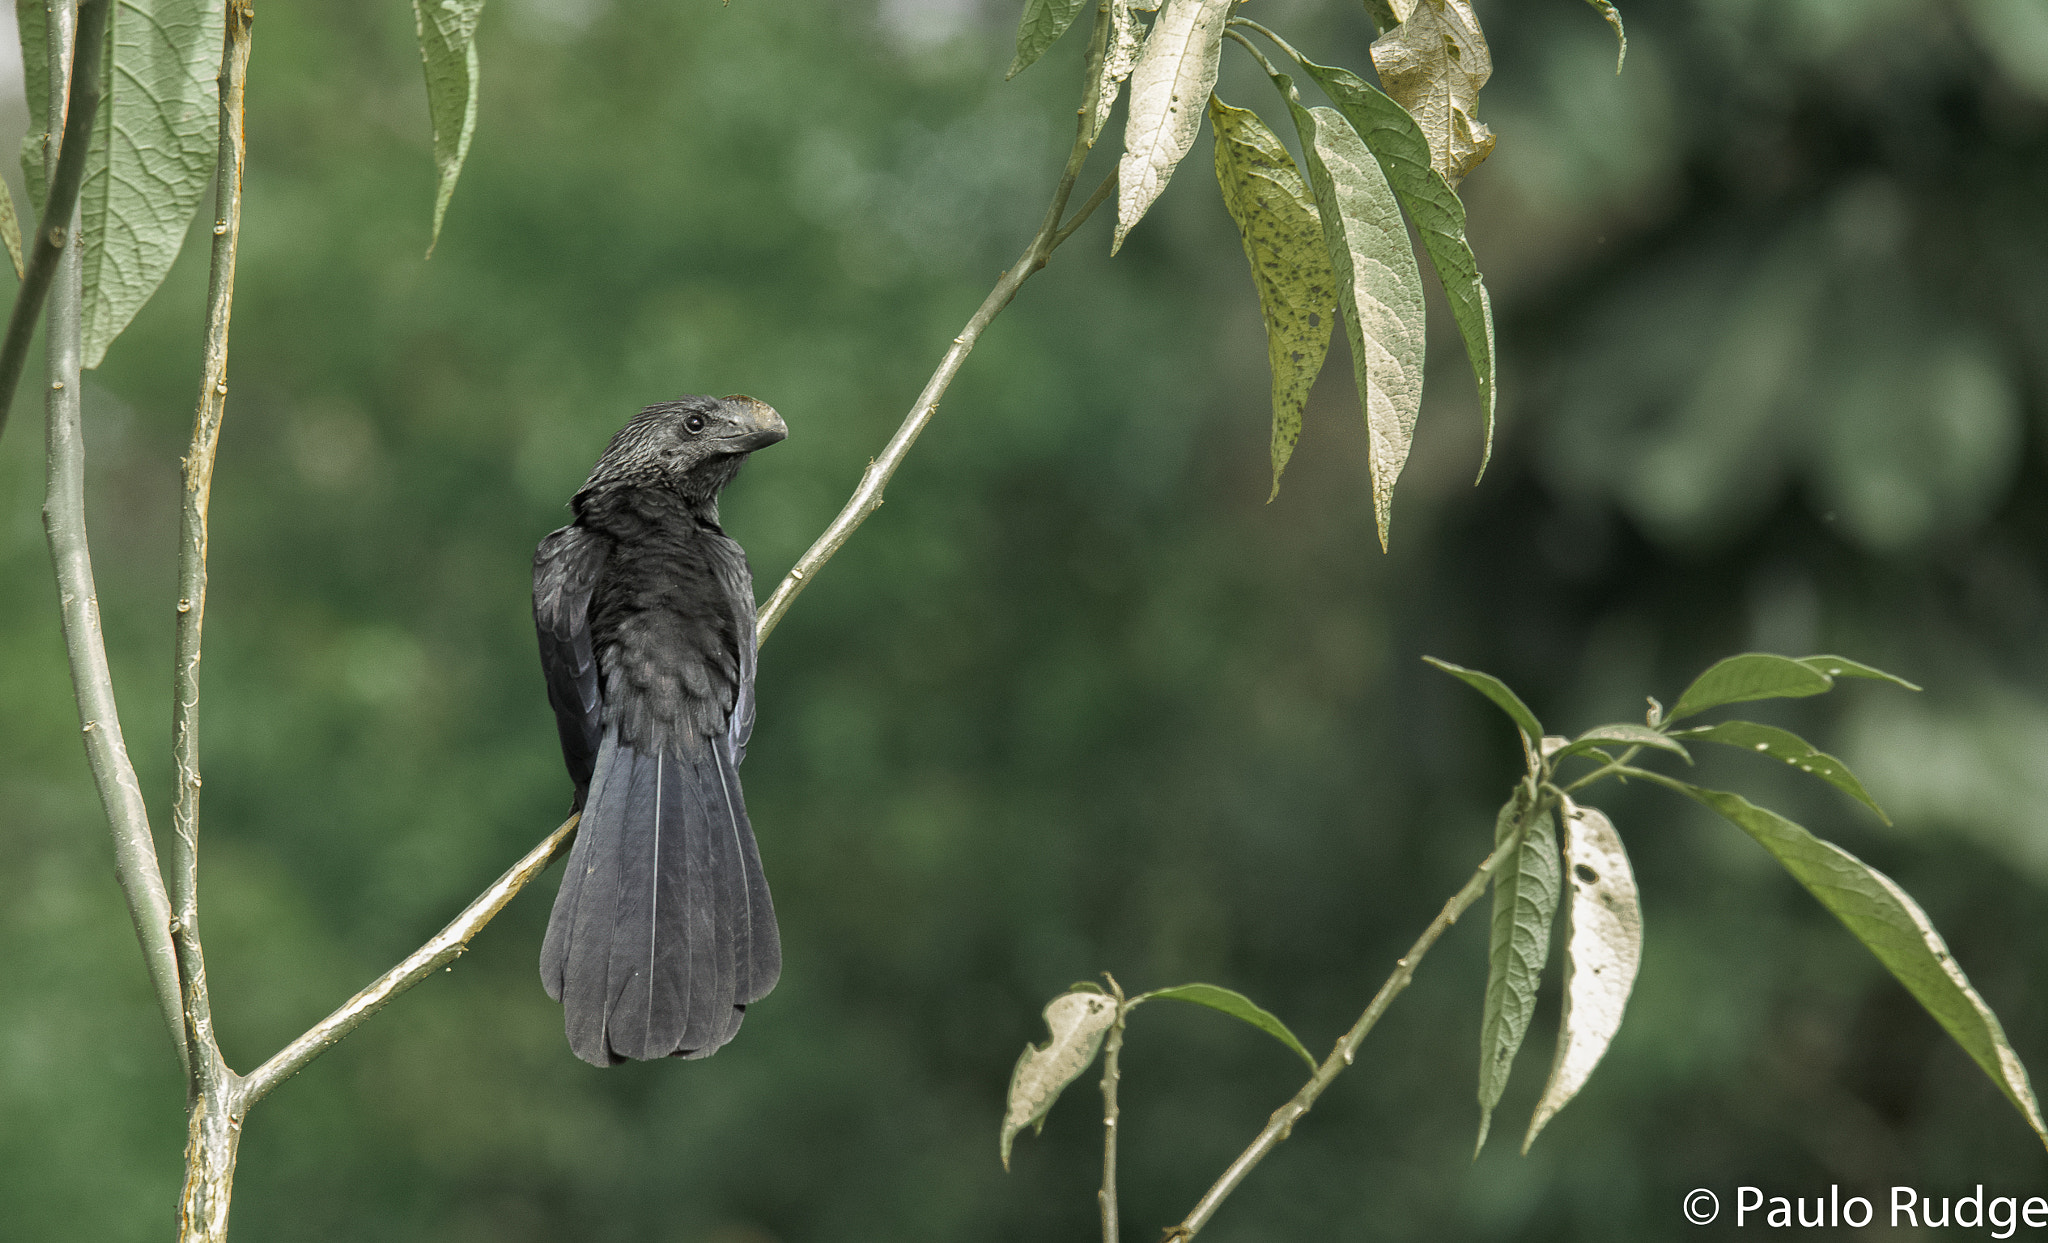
[[1168, 837, 1520, 1240], [753, 0, 1116, 644], [1098, 975, 1127, 1243], [171, 0, 255, 1109], [237, 814, 579, 1109], [0, 0, 114, 444], [172, 7, 258, 1238], [37, 0, 189, 1080]]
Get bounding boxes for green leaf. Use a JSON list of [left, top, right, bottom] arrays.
[[1671, 720, 1889, 823], [1113, 0, 1232, 252], [1477, 796, 1561, 1155], [1368, 0, 1496, 187], [1000, 988, 1121, 1170], [1525, 800, 1640, 1152], [413, 0, 486, 255], [1292, 57, 1496, 477], [1276, 82, 1426, 549], [1208, 95, 1338, 501], [78, 0, 226, 369], [0, 178, 23, 281], [1137, 982, 1318, 1071], [1796, 654, 1921, 692], [1007, 0, 1089, 80], [1679, 783, 2048, 1153], [1666, 653, 1834, 723], [1086, 0, 1149, 146], [17, 0, 49, 209], [1585, 0, 1626, 72], [1423, 656, 1544, 747], [1550, 722, 1690, 765]]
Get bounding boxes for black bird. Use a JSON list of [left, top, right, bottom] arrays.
[[533, 394, 787, 1065]]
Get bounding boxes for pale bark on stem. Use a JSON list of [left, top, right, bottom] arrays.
[[173, 5, 257, 1238], [1098, 1004, 1127, 1243], [37, 0, 190, 1081], [1169, 838, 1521, 1240]]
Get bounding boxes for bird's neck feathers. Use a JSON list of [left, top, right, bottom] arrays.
[[575, 457, 749, 534]]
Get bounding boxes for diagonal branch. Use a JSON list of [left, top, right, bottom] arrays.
[[1169, 837, 1519, 1239], [0, 0, 114, 445], [237, 814, 579, 1108], [37, 0, 189, 1081]]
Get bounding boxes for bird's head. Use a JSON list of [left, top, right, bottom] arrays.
[[581, 394, 788, 502]]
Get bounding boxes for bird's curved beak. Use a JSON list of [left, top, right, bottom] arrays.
[[721, 395, 788, 452]]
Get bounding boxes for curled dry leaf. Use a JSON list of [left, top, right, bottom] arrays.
[[1523, 800, 1641, 1152], [1087, 0, 1150, 146], [1369, 0, 1497, 187], [1000, 988, 1120, 1169]]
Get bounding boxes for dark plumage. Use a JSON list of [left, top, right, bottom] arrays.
[[534, 394, 787, 1065]]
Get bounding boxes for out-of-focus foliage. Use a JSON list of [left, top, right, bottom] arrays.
[[1, 1, 2045, 1240]]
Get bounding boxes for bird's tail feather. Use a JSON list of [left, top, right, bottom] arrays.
[[540, 726, 779, 1065]]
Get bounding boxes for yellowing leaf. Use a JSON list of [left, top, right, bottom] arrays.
[[1113, 0, 1233, 252], [1524, 801, 1641, 1152], [999, 988, 1119, 1170], [1369, 0, 1497, 187], [1280, 90, 1426, 548], [1209, 95, 1337, 500]]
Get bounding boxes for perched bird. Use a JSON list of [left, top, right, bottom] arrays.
[[533, 394, 787, 1065]]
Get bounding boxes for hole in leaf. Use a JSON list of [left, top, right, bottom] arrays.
[[1573, 864, 1599, 884]]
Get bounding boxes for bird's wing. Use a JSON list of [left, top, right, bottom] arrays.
[[533, 523, 612, 799]]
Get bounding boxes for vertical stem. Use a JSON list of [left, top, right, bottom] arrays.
[[1098, 1005, 1126, 1243], [37, 0, 190, 1081], [172, 5, 256, 1239]]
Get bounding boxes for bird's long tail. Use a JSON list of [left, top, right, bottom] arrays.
[[540, 726, 781, 1065]]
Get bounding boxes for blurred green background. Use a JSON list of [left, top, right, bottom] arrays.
[[3, 0, 2046, 1238]]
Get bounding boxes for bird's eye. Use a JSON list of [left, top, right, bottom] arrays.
[[685, 414, 706, 434]]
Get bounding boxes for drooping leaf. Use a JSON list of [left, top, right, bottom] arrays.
[[1369, 0, 1497, 187], [1796, 654, 1921, 692], [17, 0, 49, 211], [1679, 783, 2048, 1153], [1585, 0, 1626, 71], [1000, 988, 1120, 1170], [1550, 722, 1690, 765], [1476, 796, 1561, 1155], [1666, 653, 1833, 723], [1208, 95, 1337, 500], [1007, 0, 1089, 80], [1278, 85, 1426, 548], [1087, 0, 1149, 146], [1423, 656, 1544, 748], [1524, 801, 1641, 1152], [1671, 720, 1889, 823], [1291, 56, 1496, 476], [1113, 0, 1232, 252], [1138, 982, 1319, 1071], [78, 0, 226, 369], [0, 179, 23, 280], [413, 0, 486, 255]]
